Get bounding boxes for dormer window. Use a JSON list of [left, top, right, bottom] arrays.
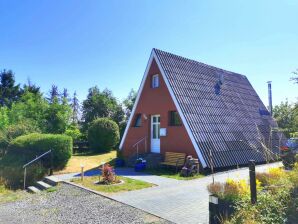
[[152, 74, 159, 88]]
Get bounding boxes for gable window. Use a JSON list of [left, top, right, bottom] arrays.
[[152, 74, 159, 88], [169, 111, 182, 126], [133, 114, 142, 127]]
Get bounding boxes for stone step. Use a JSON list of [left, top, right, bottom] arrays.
[[43, 176, 60, 186], [126, 153, 163, 168], [36, 181, 52, 190], [27, 186, 41, 194]]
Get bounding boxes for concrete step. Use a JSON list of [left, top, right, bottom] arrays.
[[126, 153, 163, 168], [27, 186, 41, 193], [43, 176, 60, 186], [36, 181, 52, 190]]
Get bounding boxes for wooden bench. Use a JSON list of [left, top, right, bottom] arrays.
[[160, 152, 186, 172]]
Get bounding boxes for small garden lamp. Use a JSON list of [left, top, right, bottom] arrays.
[[99, 162, 105, 182]]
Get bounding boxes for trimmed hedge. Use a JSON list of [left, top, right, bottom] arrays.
[[0, 133, 72, 188], [9, 133, 72, 170], [88, 118, 120, 152]]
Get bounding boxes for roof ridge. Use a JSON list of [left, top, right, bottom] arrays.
[[153, 48, 246, 78]]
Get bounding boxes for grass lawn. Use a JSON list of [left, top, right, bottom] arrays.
[[55, 150, 116, 174], [146, 168, 204, 180], [0, 185, 28, 204], [71, 176, 154, 194]]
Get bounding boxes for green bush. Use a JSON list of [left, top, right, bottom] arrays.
[[6, 120, 40, 141], [9, 133, 72, 169], [88, 118, 119, 152], [0, 130, 9, 157], [64, 125, 82, 141], [0, 161, 47, 189], [0, 133, 72, 188]]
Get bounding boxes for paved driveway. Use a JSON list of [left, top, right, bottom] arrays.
[[110, 162, 282, 224], [54, 162, 281, 224]]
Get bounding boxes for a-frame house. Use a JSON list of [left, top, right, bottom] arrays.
[[120, 49, 285, 169]]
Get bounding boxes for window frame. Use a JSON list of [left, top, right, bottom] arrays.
[[151, 74, 159, 88], [169, 111, 182, 126], [133, 113, 142, 127]]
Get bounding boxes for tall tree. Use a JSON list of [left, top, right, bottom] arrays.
[[22, 78, 41, 95], [71, 91, 80, 124], [82, 87, 124, 129], [48, 85, 59, 103], [273, 100, 298, 137], [9, 90, 48, 131], [290, 69, 298, 84], [123, 89, 137, 120], [44, 97, 72, 134], [0, 70, 21, 107], [0, 106, 9, 130], [62, 88, 71, 104]]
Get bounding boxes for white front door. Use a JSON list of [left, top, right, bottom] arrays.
[[151, 115, 160, 153]]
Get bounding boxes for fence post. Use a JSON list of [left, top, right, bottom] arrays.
[[249, 160, 257, 204]]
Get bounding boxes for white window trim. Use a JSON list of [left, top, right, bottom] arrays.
[[152, 74, 159, 88]]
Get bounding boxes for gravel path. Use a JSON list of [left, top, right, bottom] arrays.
[[0, 183, 171, 224]]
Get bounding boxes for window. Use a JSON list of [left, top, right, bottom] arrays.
[[152, 74, 159, 88], [169, 111, 182, 126], [133, 114, 142, 127]]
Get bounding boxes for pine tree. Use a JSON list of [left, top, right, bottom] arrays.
[[48, 85, 59, 103], [62, 88, 71, 105], [0, 69, 21, 107], [71, 91, 80, 124], [22, 78, 41, 95]]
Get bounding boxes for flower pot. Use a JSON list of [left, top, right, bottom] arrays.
[[134, 162, 146, 172]]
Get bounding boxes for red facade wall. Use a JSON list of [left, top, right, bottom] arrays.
[[122, 59, 198, 159]]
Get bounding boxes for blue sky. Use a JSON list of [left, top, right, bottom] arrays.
[[0, 1, 297, 106]]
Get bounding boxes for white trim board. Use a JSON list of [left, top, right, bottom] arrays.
[[119, 49, 207, 168], [119, 51, 154, 149]]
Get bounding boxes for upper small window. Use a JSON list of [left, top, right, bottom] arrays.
[[169, 111, 182, 126], [152, 74, 159, 88], [133, 114, 142, 127]]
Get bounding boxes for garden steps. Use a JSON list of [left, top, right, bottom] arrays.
[[43, 176, 60, 186], [27, 186, 41, 193], [27, 176, 60, 193], [36, 181, 52, 190]]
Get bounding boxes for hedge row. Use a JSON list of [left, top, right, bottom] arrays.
[[0, 133, 72, 188]]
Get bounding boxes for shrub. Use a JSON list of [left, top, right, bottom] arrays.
[[88, 118, 120, 152], [0, 161, 47, 189], [6, 120, 40, 141], [9, 133, 72, 170], [227, 187, 292, 224], [100, 164, 116, 184], [0, 133, 72, 188], [65, 125, 82, 141], [0, 130, 9, 157], [207, 179, 251, 202]]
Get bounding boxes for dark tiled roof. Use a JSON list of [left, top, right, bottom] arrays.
[[154, 49, 285, 168]]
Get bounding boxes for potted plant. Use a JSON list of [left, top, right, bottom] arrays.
[[134, 158, 147, 172]]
